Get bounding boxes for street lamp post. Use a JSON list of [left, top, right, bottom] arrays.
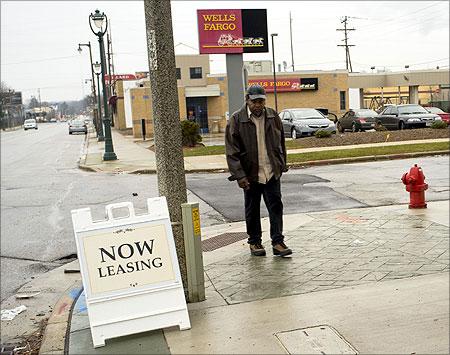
[[271, 33, 278, 112], [93, 62, 104, 141], [89, 9, 117, 161], [78, 42, 102, 139]]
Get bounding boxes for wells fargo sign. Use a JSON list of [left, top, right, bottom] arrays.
[[248, 78, 319, 92], [105, 74, 136, 83], [197, 9, 268, 54]]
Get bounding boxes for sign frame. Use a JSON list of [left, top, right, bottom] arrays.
[[71, 197, 190, 348]]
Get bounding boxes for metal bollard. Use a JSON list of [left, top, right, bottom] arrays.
[[181, 202, 205, 303], [141, 118, 146, 141]]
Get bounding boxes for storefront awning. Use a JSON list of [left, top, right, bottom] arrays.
[[185, 84, 220, 97]]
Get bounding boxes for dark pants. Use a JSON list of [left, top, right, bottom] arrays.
[[244, 177, 284, 246]]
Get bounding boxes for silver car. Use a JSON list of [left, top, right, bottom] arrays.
[[280, 108, 336, 139], [69, 120, 87, 135]]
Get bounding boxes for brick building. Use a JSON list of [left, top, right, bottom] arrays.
[[111, 55, 449, 138]]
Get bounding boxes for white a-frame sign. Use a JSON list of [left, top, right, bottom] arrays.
[[71, 197, 191, 347]]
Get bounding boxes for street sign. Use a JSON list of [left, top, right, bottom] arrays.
[[71, 197, 191, 348]]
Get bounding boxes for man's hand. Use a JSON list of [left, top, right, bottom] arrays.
[[237, 177, 250, 190]]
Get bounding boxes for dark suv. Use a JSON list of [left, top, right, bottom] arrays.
[[377, 104, 441, 130]]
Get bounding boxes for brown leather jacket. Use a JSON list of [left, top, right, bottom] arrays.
[[225, 104, 288, 182]]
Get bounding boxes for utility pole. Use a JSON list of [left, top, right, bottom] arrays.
[[106, 32, 114, 127], [336, 16, 355, 72], [289, 11, 295, 71], [38, 88, 42, 120], [109, 22, 116, 79], [144, 0, 189, 297]]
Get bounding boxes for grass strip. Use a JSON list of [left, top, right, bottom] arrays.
[[287, 141, 449, 163], [184, 141, 449, 158], [183, 145, 225, 157]]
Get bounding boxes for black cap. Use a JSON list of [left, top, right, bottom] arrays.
[[247, 85, 266, 100]]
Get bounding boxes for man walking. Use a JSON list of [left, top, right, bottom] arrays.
[[225, 85, 292, 257]]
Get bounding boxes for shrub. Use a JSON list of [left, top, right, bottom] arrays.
[[314, 129, 332, 138], [374, 121, 388, 131], [430, 120, 448, 129], [181, 119, 202, 147]]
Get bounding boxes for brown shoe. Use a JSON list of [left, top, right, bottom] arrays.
[[249, 243, 266, 256], [272, 242, 292, 257]]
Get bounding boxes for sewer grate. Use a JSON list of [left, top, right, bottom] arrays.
[[202, 232, 248, 252], [275, 325, 358, 354]]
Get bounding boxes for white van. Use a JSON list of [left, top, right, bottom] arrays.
[[24, 119, 38, 130]]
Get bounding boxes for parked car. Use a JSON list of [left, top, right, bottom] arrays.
[[315, 107, 338, 122], [376, 104, 395, 114], [23, 118, 38, 130], [50, 118, 57, 123], [337, 108, 379, 132], [69, 120, 87, 135], [425, 107, 450, 125], [279, 108, 336, 139], [376, 104, 441, 130]]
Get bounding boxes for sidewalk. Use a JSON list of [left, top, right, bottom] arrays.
[[2, 129, 447, 354], [55, 201, 449, 354], [78, 129, 449, 174]]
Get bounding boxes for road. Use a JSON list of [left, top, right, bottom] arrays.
[[1, 124, 448, 301], [187, 155, 449, 222], [1, 124, 159, 301]]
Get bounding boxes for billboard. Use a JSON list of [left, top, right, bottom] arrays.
[[11, 92, 22, 105], [248, 78, 319, 92], [197, 9, 268, 54]]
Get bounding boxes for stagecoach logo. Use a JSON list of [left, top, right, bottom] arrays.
[[216, 34, 264, 48]]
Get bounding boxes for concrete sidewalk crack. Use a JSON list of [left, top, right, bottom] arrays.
[[0, 255, 62, 264]]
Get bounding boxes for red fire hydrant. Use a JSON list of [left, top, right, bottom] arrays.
[[401, 164, 428, 209]]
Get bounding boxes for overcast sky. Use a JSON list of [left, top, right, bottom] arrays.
[[1, 1, 449, 103]]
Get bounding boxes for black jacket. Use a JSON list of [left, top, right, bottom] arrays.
[[225, 104, 288, 182]]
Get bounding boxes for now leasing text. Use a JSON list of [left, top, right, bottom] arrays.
[[97, 240, 162, 278]]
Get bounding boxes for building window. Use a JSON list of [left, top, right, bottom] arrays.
[[340, 91, 346, 110], [176, 68, 181, 80], [190, 67, 202, 79]]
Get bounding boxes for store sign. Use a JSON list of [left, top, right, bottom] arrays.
[[72, 198, 190, 348], [10, 92, 22, 105], [135, 71, 149, 79], [248, 77, 319, 92], [197, 9, 268, 54], [105, 74, 137, 83]]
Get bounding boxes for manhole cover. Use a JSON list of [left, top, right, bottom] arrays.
[[275, 325, 358, 354], [202, 232, 248, 252]]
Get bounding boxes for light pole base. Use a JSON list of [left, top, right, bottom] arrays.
[[98, 136, 105, 142], [103, 151, 117, 161]]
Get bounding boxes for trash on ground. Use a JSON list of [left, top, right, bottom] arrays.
[[1, 305, 27, 321], [15, 291, 41, 299], [352, 239, 365, 245]]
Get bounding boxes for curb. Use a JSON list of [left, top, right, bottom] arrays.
[[287, 150, 449, 169], [2, 125, 23, 132], [38, 281, 83, 355], [96, 150, 449, 175]]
